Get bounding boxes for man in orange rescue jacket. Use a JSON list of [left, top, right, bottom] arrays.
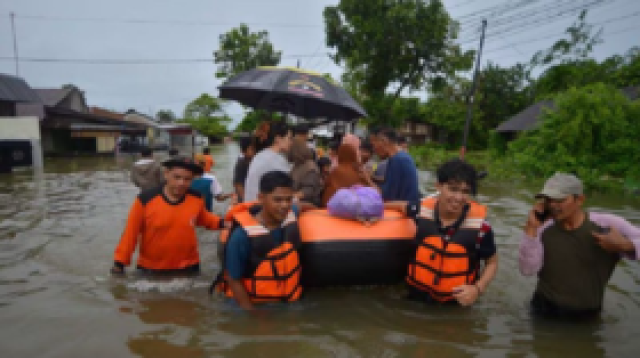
[[387, 158, 498, 306], [111, 156, 226, 275], [214, 170, 301, 310]]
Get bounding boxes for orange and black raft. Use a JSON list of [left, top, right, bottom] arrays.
[[212, 202, 302, 302], [407, 197, 487, 302], [298, 209, 417, 287]]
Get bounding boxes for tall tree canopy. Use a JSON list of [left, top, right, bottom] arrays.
[[324, 0, 474, 108], [214, 24, 282, 80], [181, 94, 231, 137]]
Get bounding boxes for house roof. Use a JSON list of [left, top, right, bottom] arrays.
[[35, 88, 72, 106], [495, 100, 555, 133], [124, 111, 159, 128], [90, 107, 125, 121], [495, 86, 640, 133], [0, 73, 41, 103]]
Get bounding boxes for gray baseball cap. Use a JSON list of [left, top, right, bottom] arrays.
[[535, 173, 583, 199]]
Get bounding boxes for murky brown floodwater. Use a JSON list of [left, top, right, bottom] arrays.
[[1, 143, 639, 357]]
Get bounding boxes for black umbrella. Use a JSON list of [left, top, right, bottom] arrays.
[[218, 66, 367, 121]]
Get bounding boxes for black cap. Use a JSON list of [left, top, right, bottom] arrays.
[[162, 156, 204, 175]]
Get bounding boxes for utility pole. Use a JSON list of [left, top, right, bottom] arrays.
[[460, 19, 487, 159], [10, 12, 20, 76]]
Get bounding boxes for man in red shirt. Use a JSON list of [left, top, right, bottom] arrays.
[[111, 157, 226, 275]]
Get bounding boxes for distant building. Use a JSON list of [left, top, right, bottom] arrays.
[[0, 73, 43, 172], [17, 88, 143, 156]]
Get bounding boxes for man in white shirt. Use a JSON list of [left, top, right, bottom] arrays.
[[244, 122, 293, 202]]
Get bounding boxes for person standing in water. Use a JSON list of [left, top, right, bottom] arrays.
[[111, 157, 227, 276], [520, 172, 640, 318], [232, 137, 256, 203], [214, 171, 302, 310], [387, 159, 498, 306]]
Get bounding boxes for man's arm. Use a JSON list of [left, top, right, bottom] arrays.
[[519, 202, 550, 276], [453, 225, 498, 306], [113, 198, 145, 273], [225, 229, 254, 310], [197, 203, 225, 230], [233, 184, 245, 202], [227, 278, 254, 311], [591, 213, 640, 258]]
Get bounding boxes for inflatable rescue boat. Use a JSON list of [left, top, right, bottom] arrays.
[[298, 209, 417, 287]]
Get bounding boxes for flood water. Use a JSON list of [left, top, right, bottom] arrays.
[[1, 143, 639, 357]]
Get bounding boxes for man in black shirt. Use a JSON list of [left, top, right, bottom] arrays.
[[233, 137, 256, 203]]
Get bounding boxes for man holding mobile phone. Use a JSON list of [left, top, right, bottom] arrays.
[[519, 172, 640, 318]]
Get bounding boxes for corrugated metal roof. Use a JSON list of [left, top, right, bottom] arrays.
[[0, 73, 41, 103]]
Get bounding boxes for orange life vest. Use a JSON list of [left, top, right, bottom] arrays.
[[212, 202, 302, 303], [406, 196, 487, 302]]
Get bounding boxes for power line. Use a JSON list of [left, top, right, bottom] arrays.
[[482, 11, 640, 55], [5, 13, 323, 28]]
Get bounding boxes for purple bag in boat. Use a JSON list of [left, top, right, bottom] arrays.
[[327, 186, 384, 221]]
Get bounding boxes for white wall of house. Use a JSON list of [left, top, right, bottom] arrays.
[[0, 116, 43, 169]]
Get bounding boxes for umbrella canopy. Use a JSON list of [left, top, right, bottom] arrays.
[[218, 67, 367, 121]]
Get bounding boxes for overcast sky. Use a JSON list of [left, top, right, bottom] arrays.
[[0, 0, 637, 128]]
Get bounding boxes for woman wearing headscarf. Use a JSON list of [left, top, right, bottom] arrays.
[[321, 143, 377, 207], [290, 140, 324, 207]]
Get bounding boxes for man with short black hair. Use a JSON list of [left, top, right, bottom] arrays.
[[520, 172, 640, 317], [215, 171, 302, 310], [112, 157, 226, 276], [244, 122, 293, 202], [130, 146, 164, 192], [377, 128, 420, 202]]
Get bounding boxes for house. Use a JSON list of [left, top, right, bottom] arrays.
[[495, 86, 640, 138], [398, 120, 434, 144], [17, 87, 144, 156], [0, 73, 43, 172]]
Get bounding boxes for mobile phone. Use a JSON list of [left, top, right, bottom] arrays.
[[534, 208, 550, 223]]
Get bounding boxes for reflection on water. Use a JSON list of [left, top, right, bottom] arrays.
[[0, 145, 639, 357]]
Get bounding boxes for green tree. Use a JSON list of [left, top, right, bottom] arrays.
[[214, 24, 282, 80], [156, 109, 177, 123], [181, 94, 231, 137], [234, 110, 269, 133], [476, 62, 529, 131], [324, 0, 474, 122], [530, 10, 603, 68]]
